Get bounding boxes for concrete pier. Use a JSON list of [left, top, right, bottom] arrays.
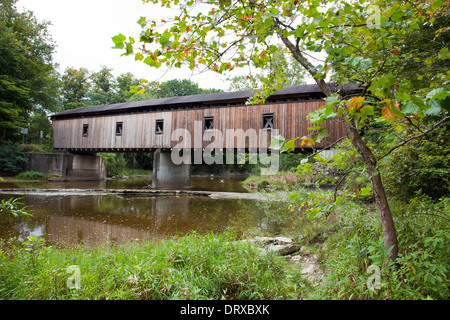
[[27, 153, 106, 181], [152, 149, 191, 188]]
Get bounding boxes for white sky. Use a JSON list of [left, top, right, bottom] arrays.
[[17, 0, 231, 90]]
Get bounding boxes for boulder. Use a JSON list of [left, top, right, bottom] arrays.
[[246, 236, 300, 256]]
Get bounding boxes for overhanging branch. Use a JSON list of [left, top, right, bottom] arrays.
[[377, 116, 450, 162]]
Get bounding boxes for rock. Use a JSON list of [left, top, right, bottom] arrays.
[[245, 236, 301, 256], [268, 244, 301, 256]]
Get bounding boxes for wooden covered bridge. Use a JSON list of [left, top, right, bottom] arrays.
[[50, 83, 351, 187]]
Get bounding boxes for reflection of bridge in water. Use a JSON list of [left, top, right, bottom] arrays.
[[46, 196, 190, 246], [1, 191, 263, 246], [48, 84, 358, 187]]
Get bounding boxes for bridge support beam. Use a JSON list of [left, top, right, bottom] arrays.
[[152, 149, 191, 189]]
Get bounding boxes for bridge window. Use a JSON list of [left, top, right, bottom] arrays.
[[115, 122, 123, 136], [155, 119, 164, 134], [82, 124, 89, 137], [262, 113, 274, 130], [204, 116, 214, 131]]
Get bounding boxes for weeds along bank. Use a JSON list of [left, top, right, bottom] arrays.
[[258, 188, 449, 300], [0, 190, 448, 300], [0, 232, 300, 300]]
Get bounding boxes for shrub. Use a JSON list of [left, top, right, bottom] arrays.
[[0, 144, 28, 175], [14, 171, 49, 180], [382, 125, 449, 200], [98, 153, 127, 177]]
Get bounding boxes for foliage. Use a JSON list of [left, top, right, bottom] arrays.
[[115, 0, 450, 262], [254, 188, 449, 300], [0, 197, 32, 219], [98, 153, 127, 177], [14, 171, 51, 181], [0, 232, 297, 300], [0, 144, 28, 175], [382, 124, 450, 200], [0, 0, 60, 141], [227, 47, 307, 91], [60, 67, 92, 109], [156, 78, 222, 97]]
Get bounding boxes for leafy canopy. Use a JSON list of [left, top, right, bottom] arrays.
[[114, 0, 449, 148]]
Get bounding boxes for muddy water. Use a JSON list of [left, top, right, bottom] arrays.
[[0, 176, 268, 247]]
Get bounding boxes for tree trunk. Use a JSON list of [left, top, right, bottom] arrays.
[[279, 27, 399, 261], [346, 123, 399, 262]]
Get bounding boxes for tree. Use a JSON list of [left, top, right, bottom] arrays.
[[0, 0, 59, 142], [88, 66, 117, 105], [228, 47, 307, 91], [156, 78, 222, 98], [116, 72, 143, 102], [114, 0, 449, 261], [60, 67, 92, 110]]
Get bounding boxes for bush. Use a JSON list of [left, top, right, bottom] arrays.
[[0, 144, 28, 175], [14, 171, 49, 180], [306, 195, 449, 300], [383, 125, 449, 200], [98, 153, 127, 177]]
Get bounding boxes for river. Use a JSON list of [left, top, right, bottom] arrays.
[[0, 175, 270, 247]]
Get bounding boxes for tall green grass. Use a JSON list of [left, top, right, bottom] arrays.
[[0, 232, 300, 300]]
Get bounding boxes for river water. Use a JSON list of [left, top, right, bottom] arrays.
[[0, 175, 269, 247]]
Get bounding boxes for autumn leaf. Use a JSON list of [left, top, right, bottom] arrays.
[[348, 96, 365, 112], [300, 136, 315, 147], [381, 105, 395, 119], [382, 101, 402, 119]]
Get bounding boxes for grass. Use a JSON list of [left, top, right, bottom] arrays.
[[0, 232, 302, 300], [120, 167, 153, 176], [242, 171, 303, 191], [14, 171, 55, 181], [257, 186, 450, 300]]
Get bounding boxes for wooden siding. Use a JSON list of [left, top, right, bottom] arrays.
[[52, 100, 346, 151]]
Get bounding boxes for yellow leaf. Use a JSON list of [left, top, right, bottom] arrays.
[[300, 136, 315, 147], [348, 96, 365, 112]]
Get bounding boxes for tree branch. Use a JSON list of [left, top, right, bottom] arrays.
[[377, 116, 450, 161]]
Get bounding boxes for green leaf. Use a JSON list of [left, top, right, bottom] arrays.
[[431, 0, 444, 10], [402, 101, 419, 114], [423, 101, 442, 115], [360, 105, 374, 116], [135, 52, 144, 61], [269, 135, 286, 151], [284, 138, 298, 153], [314, 128, 330, 143], [358, 58, 372, 70], [112, 34, 126, 49]]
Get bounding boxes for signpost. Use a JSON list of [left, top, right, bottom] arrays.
[[20, 128, 28, 144]]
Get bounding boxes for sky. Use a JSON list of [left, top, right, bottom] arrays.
[[17, 0, 232, 90]]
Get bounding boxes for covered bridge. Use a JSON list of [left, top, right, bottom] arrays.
[[49, 83, 354, 187]]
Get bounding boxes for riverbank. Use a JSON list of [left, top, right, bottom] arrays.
[[1, 173, 448, 300], [0, 232, 299, 300]]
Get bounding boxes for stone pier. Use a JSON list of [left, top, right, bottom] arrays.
[[152, 149, 191, 188], [27, 153, 106, 181]]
